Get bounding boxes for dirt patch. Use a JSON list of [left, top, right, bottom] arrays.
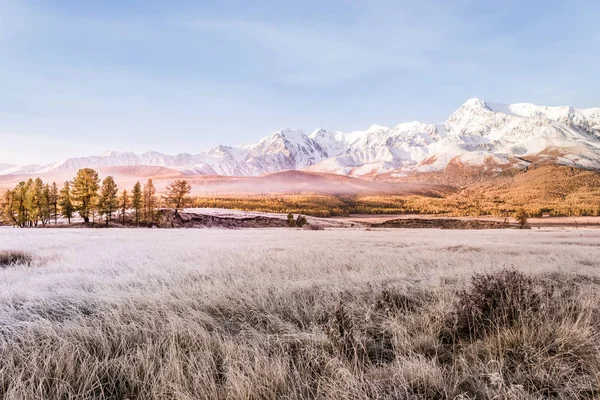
[[371, 218, 516, 229], [159, 209, 290, 228]]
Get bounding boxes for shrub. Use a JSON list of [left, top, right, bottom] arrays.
[[287, 213, 296, 227], [515, 208, 528, 228], [296, 215, 307, 227], [444, 269, 541, 342], [0, 250, 33, 268]]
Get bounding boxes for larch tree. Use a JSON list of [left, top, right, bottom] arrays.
[[1, 184, 23, 227], [1, 178, 53, 228], [98, 176, 119, 224], [10, 181, 29, 227], [296, 214, 307, 227], [164, 180, 191, 211], [72, 168, 100, 224], [142, 179, 156, 224], [119, 189, 130, 225], [27, 178, 44, 227], [59, 181, 74, 224], [0, 189, 16, 226], [49, 182, 59, 224], [515, 208, 528, 229], [132, 181, 142, 225], [40, 183, 51, 226]]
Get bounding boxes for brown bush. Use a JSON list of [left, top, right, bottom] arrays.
[[444, 269, 541, 343]]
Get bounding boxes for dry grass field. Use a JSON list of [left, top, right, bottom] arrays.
[[1, 228, 600, 399]]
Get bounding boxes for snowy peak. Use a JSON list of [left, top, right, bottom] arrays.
[[254, 129, 309, 154], [460, 98, 489, 110], [455, 99, 600, 130], [247, 128, 329, 172], [2, 98, 600, 178], [366, 124, 390, 133], [309, 129, 348, 157], [447, 98, 495, 125]]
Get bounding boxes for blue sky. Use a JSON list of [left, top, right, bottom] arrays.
[[1, 0, 599, 164]]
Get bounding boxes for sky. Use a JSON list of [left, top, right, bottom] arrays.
[[0, 0, 599, 165]]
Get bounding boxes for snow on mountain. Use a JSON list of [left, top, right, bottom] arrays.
[[243, 129, 329, 174], [309, 129, 348, 157], [0, 163, 15, 173], [307, 98, 600, 176], [0, 164, 49, 175], [2, 98, 600, 178]]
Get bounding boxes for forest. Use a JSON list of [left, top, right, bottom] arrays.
[[2, 165, 600, 227], [0, 168, 191, 227]]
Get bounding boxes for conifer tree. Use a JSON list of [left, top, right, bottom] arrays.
[[50, 182, 59, 224], [142, 179, 156, 224], [119, 189, 130, 225], [515, 208, 528, 229], [296, 214, 307, 227], [59, 181, 74, 224], [0, 179, 50, 228], [72, 168, 100, 224], [164, 179, 191, 210], [132, 181, 142, 225], [287, 213, 295, 227], [0, 189, 16, 226], [40, 183, 51, 226], [12, 181, 29, 227], [98, 176, 119, 224], [26, 178, 44, 227]]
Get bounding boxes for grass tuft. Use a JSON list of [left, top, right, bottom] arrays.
[[0, 250, 33, 268]]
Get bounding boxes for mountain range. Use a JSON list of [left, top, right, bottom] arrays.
[[2, 98, 600, 180]]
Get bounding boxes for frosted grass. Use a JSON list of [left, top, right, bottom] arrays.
[[1, 227, 599, 399]]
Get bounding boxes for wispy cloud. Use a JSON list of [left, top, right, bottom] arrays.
[[185, 19, 431, 85]]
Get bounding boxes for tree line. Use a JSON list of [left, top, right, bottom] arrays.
[[0, 168, 191, 227]]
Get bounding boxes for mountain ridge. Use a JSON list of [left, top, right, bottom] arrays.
[[2, 98, 600, 179]]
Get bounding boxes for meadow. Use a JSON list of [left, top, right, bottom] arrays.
[[1, 227, 600, 399]]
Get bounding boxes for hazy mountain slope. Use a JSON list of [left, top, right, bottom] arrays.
[[2, 98, 599, 178], [0, 163, 14, 173], [180, 170, 446, 196], [448, 164, 600, 215]]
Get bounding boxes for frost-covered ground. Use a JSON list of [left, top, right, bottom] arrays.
[[1, 227, 600, 399], [1, 228, 598, 293]]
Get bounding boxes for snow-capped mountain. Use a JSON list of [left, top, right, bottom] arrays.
[[306, 98, 600, 176], [0, 163, 14, 173], [2, 98, 600, 178]]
